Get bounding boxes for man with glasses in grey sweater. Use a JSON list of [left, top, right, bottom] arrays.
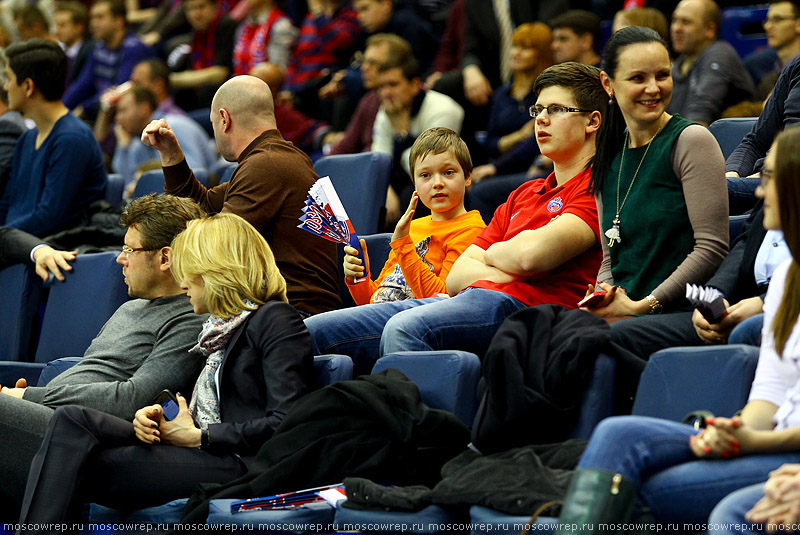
[[0, 194, 207, 519]]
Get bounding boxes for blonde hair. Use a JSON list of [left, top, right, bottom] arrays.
[[170, 213, 287, 318], [409, 127, 472, 177]]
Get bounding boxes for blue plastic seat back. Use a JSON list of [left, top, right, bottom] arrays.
[[720, 6, 769, 58], [34, 252, 130, 363], [730, 214, 749, 245], [709, 118, 758, 160], [631, 344, 760, 421], [567, 353, 616, 440], [132, 170, 165, 198], [313, 354, 354, 388], [104, 173, 125, 207], [337, 232, 393, 308], [188, 107, 214, 138], [314, 152, 393, 236], [372, 350, 481, 426], [0, 263, 43, 362]]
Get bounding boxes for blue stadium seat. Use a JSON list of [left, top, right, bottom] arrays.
[[313, 152, 393, 235], [720, 6, 769, 58], [631, 344, 759, 420], [372, 350, 481, 426], [566, 353, 616, 440], [313, 354, 354, 388], [730, 214, 749, 245], [104, 173, 125, 207], [0, 252, 130, 385], [132, 170, 165, 198], [709, 117, 758, 160], [0, 263, 43, 362], [218, 163, 237, 184], [188, 107, 214, 138], [37, 357, 82, 386], [337, 232, 393, 308]]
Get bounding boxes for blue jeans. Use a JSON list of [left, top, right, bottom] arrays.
[[708, 483, 766, 534], [729, 314, 764, 347], [304, 288, 527, 374], [728, 176, 760, 215], [578, 416, 800, 524]]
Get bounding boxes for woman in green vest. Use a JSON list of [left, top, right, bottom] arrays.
[[583, 26, 728, 317]]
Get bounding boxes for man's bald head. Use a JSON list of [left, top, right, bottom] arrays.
[[210, 75, 278, 160], [212, 75, 276, 129]]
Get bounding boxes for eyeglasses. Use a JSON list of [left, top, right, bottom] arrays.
[[121, 245, 156, 257], [759, 167, 775, 188], [529, 104, 594, 118], [764, 15, 798, 26]]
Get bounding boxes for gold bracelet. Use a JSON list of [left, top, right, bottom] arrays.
[[646, 294, 663, 314]]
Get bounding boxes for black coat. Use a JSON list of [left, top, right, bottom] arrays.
[[179, 369, 470, 524]]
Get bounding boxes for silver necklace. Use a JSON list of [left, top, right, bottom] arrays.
[[605, 117, 667, 248]]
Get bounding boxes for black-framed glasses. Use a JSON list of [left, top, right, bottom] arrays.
[[121, 245, 156, 257], [529, 104, 594, 118], [759, 168, 775, 188]]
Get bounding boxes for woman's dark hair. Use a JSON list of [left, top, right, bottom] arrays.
[[772, 126, 800, 356], [591, 26, 669, 195]]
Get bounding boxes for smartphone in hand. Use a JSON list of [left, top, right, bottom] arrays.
[[577, 290, 608, 308], [153, 389, 180, 421]]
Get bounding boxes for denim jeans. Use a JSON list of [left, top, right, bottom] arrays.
[[729, 314, 764, 347], [728, 176, 760, 215], [304, 288, 527, 374], [708, 483, 766, 534], [578, 416, 800, 524]]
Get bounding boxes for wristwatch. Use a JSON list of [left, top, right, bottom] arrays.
[[200, 427, 209, 448], [646, 294, 663, 314]]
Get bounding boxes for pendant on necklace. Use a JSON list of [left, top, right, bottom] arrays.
[[605, 217, 621, 247]]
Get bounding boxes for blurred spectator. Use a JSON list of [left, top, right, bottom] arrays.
[[0, 40, 107, 237], [63, 0, 154, 119], [0, 58, 26, 201], [668, 0, 755, 126], [550, 10, 601, 66], [461, 0, 566, 108], [282, 0, 362, 118], [137, 0, 191, 48], [112, 86, 213, 191], [169, 0, 238, 109], [54, 2, 95, 87], [0, 226, 76, 281], [744, 1, 800, 89], [425, 0, 463, 93], [233, 0, 297, 75], [353, 0, 438, 72], [371, 53, 463, 222], [131, 58, 186, 116], [326, 33, 411, 155], [612, 7, 670, 43], [251, 62, 331, 154], [15, 5, 56, 41]]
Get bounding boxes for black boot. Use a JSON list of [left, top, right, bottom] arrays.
[[555, 468, 636, 535]]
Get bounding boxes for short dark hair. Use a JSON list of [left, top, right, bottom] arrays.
[[55, 1, 89, 27], [126, 85, 158, 111], [120, 194, 207, 250], [94, 0, 127, 21], [378, 50, 419, 80], [533, 61, 606, 113], [15, 5, 49, 31], [408, 127, 472, 177], [138, 58, 171, 91], [5, 39, 67, 101], [550, 10, 602, 54], [772, 0, 800, 18]]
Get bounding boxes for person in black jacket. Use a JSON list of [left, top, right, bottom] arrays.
[[609, 199, 786, 362], [16, 213, 316, 531]]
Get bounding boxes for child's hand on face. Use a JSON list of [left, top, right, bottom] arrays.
[[392, 193, 418, 242], [343, 239, 370, 284]]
